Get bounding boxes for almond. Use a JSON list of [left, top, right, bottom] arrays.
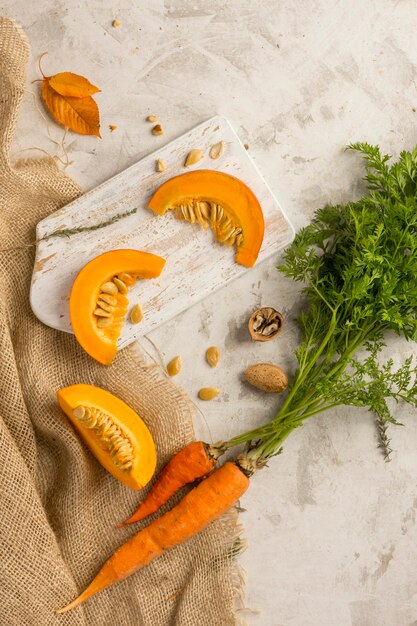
[[244, 363, 288, 393]]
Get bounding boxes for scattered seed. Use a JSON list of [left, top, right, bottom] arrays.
[[209, 140, 225, 160], [185, 149, 204, 167], [112, 19, 121, 27], [100, 282, 118, 295], [112, 277, 128, 294], [152, 124, 164, 136], [198, 387, 221, 401], [206, 346, 220, 368], [156, 158, 166, 172], [109, 124, 117, 132], [147, 115, 158, 123], [130, 303, 143, 324], [167, 355, 182, 377], [244, 143, 249, 150]]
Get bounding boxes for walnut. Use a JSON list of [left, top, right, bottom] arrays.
[[248, 307, 283, 342]]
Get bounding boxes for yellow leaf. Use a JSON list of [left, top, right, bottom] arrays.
[[46, 72, 101, 98], [41, 80, 101, 137]]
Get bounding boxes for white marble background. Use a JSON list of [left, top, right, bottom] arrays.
[[2, 1, 417, 624]]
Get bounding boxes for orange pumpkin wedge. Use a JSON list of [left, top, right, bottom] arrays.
[[148, 170, 265, 267], [69, 249, 166, 365], [57, 384, 156, 490]]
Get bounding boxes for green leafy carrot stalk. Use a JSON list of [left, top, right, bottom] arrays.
[[226, 143, 417, 471]]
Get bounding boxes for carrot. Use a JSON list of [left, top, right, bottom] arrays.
[[56, 462, 249, 614], [118, 441, 222, 526]]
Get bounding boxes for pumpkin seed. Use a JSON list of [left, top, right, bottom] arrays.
[[112, 277, 128, 294], [210, 203, 218, 225], [179, 204, 190, 222], [194, 202, 207, 228], [187, 204, 196, 223], [130, 303, 143, 324], [199, 201, 210, 219], [167, 355, 182, 377], [185, 149, 204, 167], [119, 461, 132, 471], [206, 346, 220, 368], [94, 308, 112, 317], [100, 281, 118, 295], [118, 273, 136, 287], [198, 387, 221, 401], [99, 293, 117, 306], [96, 316, 114, 328], [171, 199, 242, 251], [152, 124, 164, 135], [73, 406, 86, 420], [209, 140, 225, 160], [97, 299, 115, 313], [72, 405, 134, 470], [156, 158, 166, 172], [147, 115, 158, 122], [217, 225, 235, 243]]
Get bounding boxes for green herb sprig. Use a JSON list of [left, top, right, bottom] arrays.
[[225, 143, 417, 472], [0, 207, 137, 253]]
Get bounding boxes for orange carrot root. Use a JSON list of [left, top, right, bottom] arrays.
[[56, 462, 249, 614], [118, 441, 220, 526]]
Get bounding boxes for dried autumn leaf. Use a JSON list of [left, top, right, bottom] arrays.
[[46, 72, 100, 98], [41, 80, 101, 137]]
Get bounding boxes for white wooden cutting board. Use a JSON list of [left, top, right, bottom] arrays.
[[30, 116, 294, 349]]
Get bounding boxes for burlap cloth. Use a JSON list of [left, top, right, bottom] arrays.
[[0, 17, 243, 626]]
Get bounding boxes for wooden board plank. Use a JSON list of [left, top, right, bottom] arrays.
[[30, 116, 294, 349]]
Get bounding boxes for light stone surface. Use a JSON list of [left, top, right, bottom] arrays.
[[3, 1, 417, 624]]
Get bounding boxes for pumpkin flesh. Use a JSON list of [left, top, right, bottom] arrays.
[[148, 170, 264, 267], [69, 249, 166, 365], [57, 384, 157, 490]]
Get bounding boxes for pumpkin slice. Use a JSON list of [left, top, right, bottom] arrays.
[[70, 249, 166, 365], [57, 384, 156, 490], [148, 170, 265, 267]]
